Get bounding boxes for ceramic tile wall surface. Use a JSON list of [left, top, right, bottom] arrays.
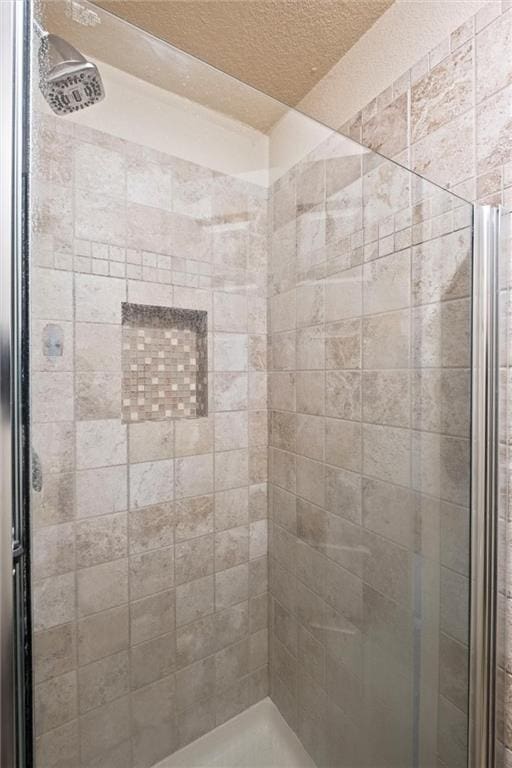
[[29, 2, 512, 766], [30, 114, 269, 768], [336, 2, 512, 763], [268, 129, 473, 767]]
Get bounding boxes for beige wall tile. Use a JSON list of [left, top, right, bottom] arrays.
[[130, 459, 174, 508], [35, 670, 77, 735], [175, 575, 214, 627], [76, 465, 127, 519], [78, 605, 129, 666], [129, 420, 174, 463], [131, 589, 176, 645], [78, 651, 129, 714], [78, 558, 128, 616], [130, 632, 175, 690], [175, 454, 213, 498]]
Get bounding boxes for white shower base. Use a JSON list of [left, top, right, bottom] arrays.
[[156, 698, 316, 768]]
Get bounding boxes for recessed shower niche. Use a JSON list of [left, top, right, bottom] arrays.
[[121, 302, 208, 422]]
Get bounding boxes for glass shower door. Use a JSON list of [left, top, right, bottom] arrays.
[[7, 1, 500, 767]]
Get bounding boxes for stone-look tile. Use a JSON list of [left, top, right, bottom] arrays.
[[325, 267, 362, 322], [214, 411, 248, 452], [33, 623, 76, 685], [75, 323, 121, 372], [175, 454, 213, 498], [363, 160, 410, 229], [325, 371, 361, 420], [129, 547, 174, 599], [76, 372, 121, 420], [78, 558, 128, 616], [32, 523, 75, 580], [411, 42, 473, 142], [78, 605, 129, 666], [362, 310, 409, 369], [76, 419, 126, 469], [76, 512, 127, 568], [412, 432, 470, 507], [412, 369, 470, 437], [129, 420, 174, 463], [80, 695, 131, 768], [296, 457, 325, 508], [439, 632, 469, 712], [476, 11, 512, 103], [177, 697, 216, 748], [75, 273, 126, 324], [131, 676, 177, 768], [362, 370, 410, 427], [477, 83, 512, 174], [32, 268, 73, 321], [213, 372, 248, 411], [214, 333, 248, 372], [78, 650, 129, 714], [35, 670, 77, 735], [215, 601, 249, 652], [131, 590, 176, 645], [325, 319, 361, 369], [363, 94, 408, 157], [76, 466, 127, 519], [129, 459, 174, 508], [296, 414, 324, 461], [32, 372, 74, 423], [215, 526, 249, 570], [215, 563, 249, 610], [175, 535, 213, 585], [176, 613, 216, 670], [412, 299, 470, 368], [175, 495, 213, 541], [32, 471, 75, 528], [33, 573, 75, 632], [74, 140, 126, 198], [363, 424, 411, 487], [129, 503, 174, 553], [213, 292, 247, 333], [363, 250, 410, 315], [296, 326, 325, 370], [362, 477, 414, 549], [215, 487, 249, 531], [126, 156, 172, 210], [412, 228, 471, 305], [175, 656, 216, 711], [412, 110, 474, 189], [249, 484, 268, 522], [130, 632, 175, 690], [176, 575, 214, 627], [325, 418, 362, 473], [215, 449, 249, 491], [326, 179, 362, 246]]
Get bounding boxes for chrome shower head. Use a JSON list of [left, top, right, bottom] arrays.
[[38, 33, 105, 115]]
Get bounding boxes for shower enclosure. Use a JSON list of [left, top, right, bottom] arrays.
[[1, 1, 505, 766]]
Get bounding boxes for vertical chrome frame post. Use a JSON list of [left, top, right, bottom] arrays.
[[470, 205, 501, 768], [0, 1, 30, 766]]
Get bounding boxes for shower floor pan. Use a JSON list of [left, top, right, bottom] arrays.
[[156, 698, 316, 768]]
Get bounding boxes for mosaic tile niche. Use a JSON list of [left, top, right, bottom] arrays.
[[121, 302, 208, 422]]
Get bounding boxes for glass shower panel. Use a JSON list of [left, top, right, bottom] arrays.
[[28, 2, 474, 767], [269, 143, 473, 768]]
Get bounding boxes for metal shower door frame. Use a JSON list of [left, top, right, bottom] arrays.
[[0, 1, 32, 766], [470, 204, 502, 768]]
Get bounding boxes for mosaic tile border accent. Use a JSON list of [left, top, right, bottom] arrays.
[[122, 302, 207, 423]]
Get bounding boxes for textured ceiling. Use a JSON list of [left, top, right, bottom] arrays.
[[42, 0, 394, 132]]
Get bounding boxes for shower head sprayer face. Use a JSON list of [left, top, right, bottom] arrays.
[[39, 33, 105, 115]]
